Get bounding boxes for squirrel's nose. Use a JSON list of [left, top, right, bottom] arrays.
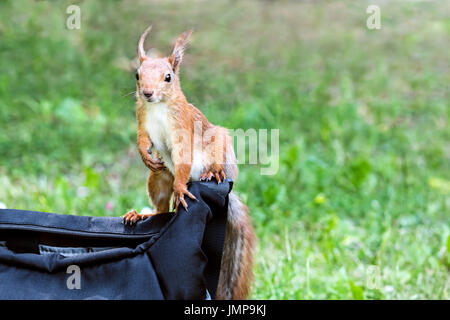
[[143, 90, 153, 99]]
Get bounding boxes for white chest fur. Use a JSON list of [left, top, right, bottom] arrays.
[[144, 102, 174, 173], [143, 101, 206, 180]]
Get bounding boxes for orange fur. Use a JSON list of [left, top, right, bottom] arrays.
[[123, 26, 255, 299]]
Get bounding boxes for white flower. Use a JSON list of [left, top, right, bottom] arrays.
[[0, 202, 7, 209], [76, 186, 90, 199], [384, 285, 394, 293]]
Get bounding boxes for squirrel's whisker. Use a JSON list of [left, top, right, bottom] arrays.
[[122, 90, 137, 98]]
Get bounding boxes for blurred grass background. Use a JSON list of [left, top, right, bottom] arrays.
[[0, 0, 449, 299]]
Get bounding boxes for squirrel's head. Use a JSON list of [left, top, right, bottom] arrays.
[[135, 25, 192, 104]]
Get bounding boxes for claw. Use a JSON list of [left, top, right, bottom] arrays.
[[180, 198, 188, 209], [200, 169, 226, 184], [123, 209, 140, 226], [173, 186, 197, 211], [200, 171, 215, 181], [186, 190, 196, 200], [123, 209, 157, 225]]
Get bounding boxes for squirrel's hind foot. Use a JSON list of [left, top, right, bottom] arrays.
[[122, 209, 156, 226]]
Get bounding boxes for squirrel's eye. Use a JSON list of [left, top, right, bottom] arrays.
[[135, 72, 139, 80], [164, 74, 171, 82]]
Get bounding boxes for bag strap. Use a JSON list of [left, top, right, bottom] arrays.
[[201, 192, 229, 299]]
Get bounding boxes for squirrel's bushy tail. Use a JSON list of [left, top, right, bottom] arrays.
[[216, 191, 255, 300]]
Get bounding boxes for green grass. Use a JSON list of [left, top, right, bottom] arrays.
[[0, 0, 449, 299]]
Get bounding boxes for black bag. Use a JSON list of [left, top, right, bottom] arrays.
[[0, 180, 231, 300]]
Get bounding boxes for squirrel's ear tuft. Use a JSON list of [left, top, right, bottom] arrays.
[[168, 30, 193, 73], [138, 25, 153, 63]]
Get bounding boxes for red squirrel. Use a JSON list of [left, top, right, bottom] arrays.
[[122, 25, 255, 300]]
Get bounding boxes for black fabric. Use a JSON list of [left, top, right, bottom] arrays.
[[201, 181, 232, 298], [0, 180, 231, 300]]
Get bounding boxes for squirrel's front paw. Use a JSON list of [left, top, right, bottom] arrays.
[[173, 183, 197, 211], [200, 168, 226, 184], [142, 154, 165, 172]]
